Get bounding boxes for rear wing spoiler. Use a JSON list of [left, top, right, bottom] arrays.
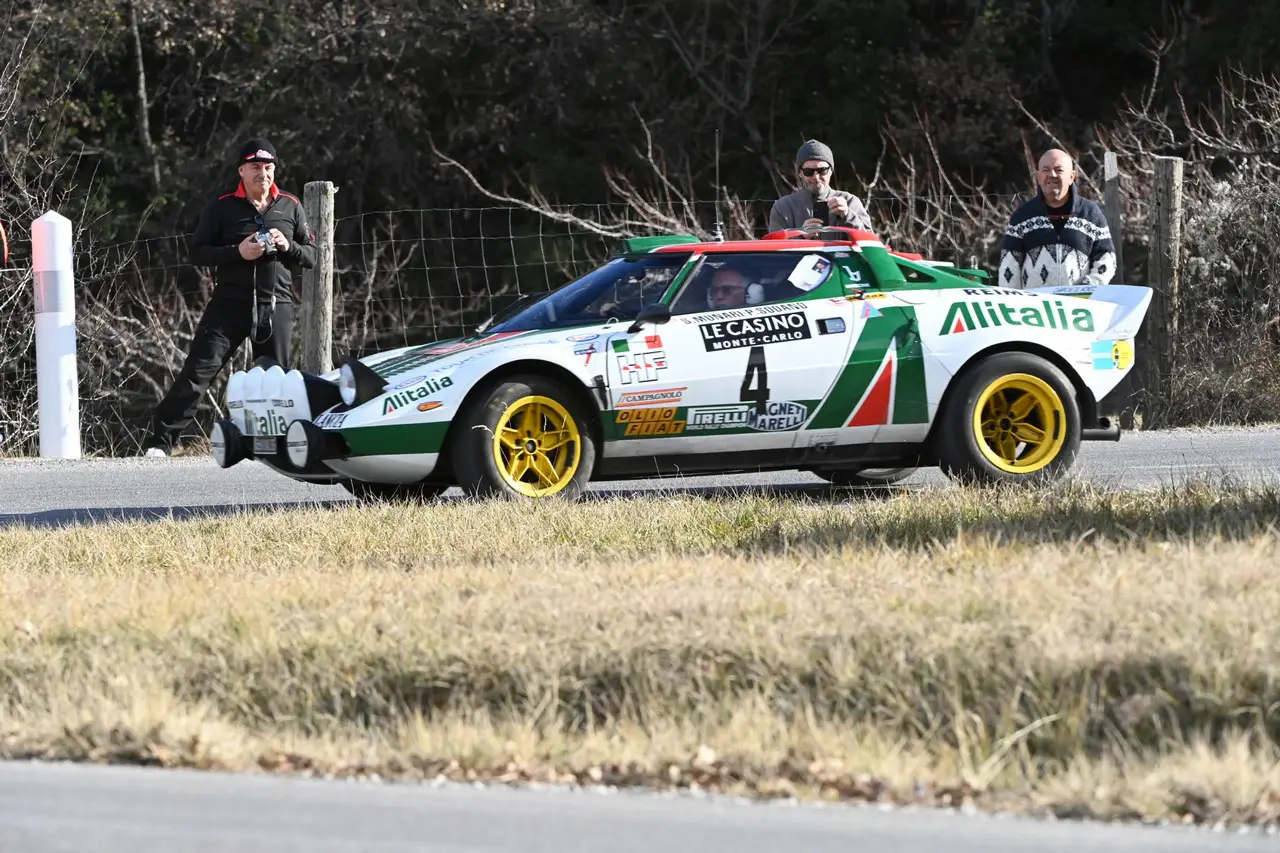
[[1025, 283, 1154, 339]]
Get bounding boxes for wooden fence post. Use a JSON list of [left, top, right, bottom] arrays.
[[1138, 155, 1183, 429], [301, 180, 337, 375], [1103, 151, 1125, 279]]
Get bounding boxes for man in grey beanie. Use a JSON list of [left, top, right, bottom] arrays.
[[768, 139, 873, 233]]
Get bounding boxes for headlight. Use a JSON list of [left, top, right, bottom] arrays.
[[339, 363, 357, 405], [336, 355, 387, 409]]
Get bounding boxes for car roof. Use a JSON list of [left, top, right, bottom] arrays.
[[648, 227, 926, 261]]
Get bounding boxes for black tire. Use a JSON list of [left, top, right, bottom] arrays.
[[451, 374, 597, 501], [815, 466, 918, 487], [934, 351, 1081, 485], [340, 478, 449, 503]]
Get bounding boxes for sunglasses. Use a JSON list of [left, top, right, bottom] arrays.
[[800, 166, 831, 177]]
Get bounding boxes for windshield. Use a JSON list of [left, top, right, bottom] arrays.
[[486, 253, 691, 333]]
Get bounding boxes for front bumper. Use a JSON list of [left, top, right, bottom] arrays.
[[210, 418, 350, 479]]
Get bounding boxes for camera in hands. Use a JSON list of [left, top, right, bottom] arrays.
[[256, 229, 277, 255]]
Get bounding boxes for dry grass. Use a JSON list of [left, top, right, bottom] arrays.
[[1, 478, 1279, 826]]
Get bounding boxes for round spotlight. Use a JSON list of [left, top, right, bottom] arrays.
[[286, 419, 313, 469], [210, 419, 246, 469]]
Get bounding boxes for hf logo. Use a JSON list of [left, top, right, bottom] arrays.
[[616, 349, 668, 384]]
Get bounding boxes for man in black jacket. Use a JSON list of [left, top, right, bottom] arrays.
[[142, 137, 318, 457]]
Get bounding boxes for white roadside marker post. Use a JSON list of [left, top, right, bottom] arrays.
[[31, 210, 81, 459]]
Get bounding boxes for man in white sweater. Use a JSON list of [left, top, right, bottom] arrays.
[[998, 148, 1117, 288]]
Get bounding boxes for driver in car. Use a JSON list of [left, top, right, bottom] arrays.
[[706, 267, 766, 310]]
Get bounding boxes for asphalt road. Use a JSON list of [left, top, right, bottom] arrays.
[[0, 425, 1278, 528], [0, 760, 1274, 853]]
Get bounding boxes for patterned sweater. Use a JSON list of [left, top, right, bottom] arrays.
[[997, 188, 1117, 288]]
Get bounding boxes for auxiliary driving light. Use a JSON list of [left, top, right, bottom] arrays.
[[210, 418, 246, 469], [285, 418, 326, 470]]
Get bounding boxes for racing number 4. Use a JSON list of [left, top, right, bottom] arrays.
[[740, 345, 770, 414]]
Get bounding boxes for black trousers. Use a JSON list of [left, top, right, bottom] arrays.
[[149, 294, 294, 446]]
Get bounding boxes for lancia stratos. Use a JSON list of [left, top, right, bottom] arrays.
[[210, 226, 1151, 501]]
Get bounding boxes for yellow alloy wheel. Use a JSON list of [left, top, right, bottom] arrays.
[[492, 395, 582, 497], [971, 373, 1067, 474]]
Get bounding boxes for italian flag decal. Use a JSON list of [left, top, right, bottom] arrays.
[[847, 339, 897, 426], [809, 306, 929, 429]]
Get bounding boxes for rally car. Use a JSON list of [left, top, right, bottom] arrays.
[[210, 226, 1151, 501]]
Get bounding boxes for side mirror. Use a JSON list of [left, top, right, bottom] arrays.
[[627, 303, 672, 334]]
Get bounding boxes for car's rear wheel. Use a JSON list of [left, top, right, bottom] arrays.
[[934, 352, 1080, 485], [452, 374, 596, 500], [815, 466, 918, 487], [340, 479, 449, 503]]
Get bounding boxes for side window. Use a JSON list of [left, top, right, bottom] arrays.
[[670, 252, 836, 316], [581, 262, 683, 320]]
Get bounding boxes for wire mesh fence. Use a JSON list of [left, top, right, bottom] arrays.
[[323, 192, 1029, 356], [12, 180, 1270, 459]]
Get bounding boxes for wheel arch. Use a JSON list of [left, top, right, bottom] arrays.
[[441, 358, 607, 475], [925, 341, 1096, 451]]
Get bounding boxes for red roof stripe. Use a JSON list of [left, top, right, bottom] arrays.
[[651, 226, 926, 260], [654, 239, 841, 253]]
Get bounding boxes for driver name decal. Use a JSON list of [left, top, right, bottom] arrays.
[[699, 310, 812, 352]]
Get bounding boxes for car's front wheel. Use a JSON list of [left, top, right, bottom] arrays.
[[452, 374, 597, 500], [934, 352, 1081, 485]]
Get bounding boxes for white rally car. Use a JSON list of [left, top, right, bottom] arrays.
[[210, 226, 1150, 501]]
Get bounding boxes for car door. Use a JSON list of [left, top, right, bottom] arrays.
[[801, 252, 932, 447], [601, 250, 855, 457]]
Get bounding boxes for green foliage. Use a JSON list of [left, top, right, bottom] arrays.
[[0, 0, 1277, 453], [2, 0, 1277, 242]]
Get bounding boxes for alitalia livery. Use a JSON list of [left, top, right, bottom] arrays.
[[210, 226, 1151, 501]]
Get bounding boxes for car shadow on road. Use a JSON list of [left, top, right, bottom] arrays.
[[0, 500, 356, 530], [0, 480, 916, 529], [579, 481, 922, 503]]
